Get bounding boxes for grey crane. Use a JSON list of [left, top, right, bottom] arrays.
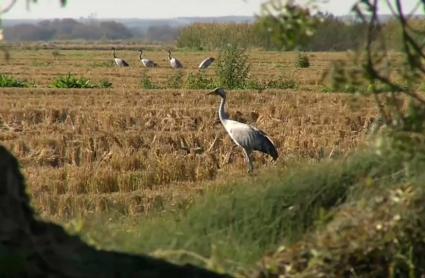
[[139, 49, 158, 68], [168, 50, 183, 69], [112, 47, 129, 67], [207, 88, 278, 173], [199, 57, 215, 70]]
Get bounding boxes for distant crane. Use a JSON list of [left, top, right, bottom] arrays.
[[112, 47, 129, 67], [207, 88, 278, 173], [168, 50, 183, 69], [138, 49, 158, 68], [199, 57, 215, 70]]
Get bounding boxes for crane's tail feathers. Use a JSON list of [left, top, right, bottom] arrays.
[[255, 131, 278, 160]]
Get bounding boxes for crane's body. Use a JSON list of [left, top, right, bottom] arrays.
[[208, 88, 278, 173], [199, 57, 215, 69], [112, 48, 129, 67], [139, 49, 158, 68], [168, 50, 183, 69]]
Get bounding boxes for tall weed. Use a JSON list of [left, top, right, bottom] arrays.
[[216, 44, 250, 89]]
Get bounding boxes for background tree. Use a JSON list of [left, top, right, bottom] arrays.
[[257, 0, 319, 50]]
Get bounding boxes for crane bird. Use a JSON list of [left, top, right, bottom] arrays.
[[112, 47, 129, 67], [168, 50, 183, 69], [138, 49, 158, 68], [199, 57, 215, 70], [207, 88, 278, 173]]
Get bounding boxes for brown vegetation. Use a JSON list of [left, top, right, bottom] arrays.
[[0, 47, 377, 221]]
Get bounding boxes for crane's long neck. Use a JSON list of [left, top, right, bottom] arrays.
[[113, 49, 116, 58], [218, 96, 228, 123], [168, 52, 172, 60], [139, 51, 143, 60]]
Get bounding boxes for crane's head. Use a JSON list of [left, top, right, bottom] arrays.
[[207, 87, 226, 98], [111, 47, 116, 50]]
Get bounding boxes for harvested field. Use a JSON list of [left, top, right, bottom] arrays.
[[0, 46, 377, 220]]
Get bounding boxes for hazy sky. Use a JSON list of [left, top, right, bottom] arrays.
[[2, 0, 423, 19]]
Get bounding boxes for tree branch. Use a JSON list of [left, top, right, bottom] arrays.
[[0, 0, 18, 14]]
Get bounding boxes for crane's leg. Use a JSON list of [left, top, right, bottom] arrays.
[[242, 148, 253, 174]]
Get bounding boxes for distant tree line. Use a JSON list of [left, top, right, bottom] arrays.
[[177, 14, 424, 51], [5, 15, 423, 52], [4, 19, 133, 41], [4, 18, 183, 42]]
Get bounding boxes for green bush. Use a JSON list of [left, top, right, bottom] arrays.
[[296, 52, 310, 68], [0, 74, 29, 88], [166, 71, 184, 89], [321, 60, 366, 94], [140, 71, 157, 89], [216, 44, 250, 89]]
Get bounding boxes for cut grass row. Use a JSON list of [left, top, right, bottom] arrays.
[[0, 71, 297, 90], [0, 48, 346, 91]]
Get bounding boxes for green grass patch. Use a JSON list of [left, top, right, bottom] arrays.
[[0, 74, 30, 88], [166, 71, 185, 89], [184, 72, 216, 89], [52, 73, 112, 89], [140, 71, 158, 89]]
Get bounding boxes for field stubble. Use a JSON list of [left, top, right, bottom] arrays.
[[0, 47, 377, 220]]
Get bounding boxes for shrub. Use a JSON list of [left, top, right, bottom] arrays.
[[141, 71, 158, 89], [296, 52, 310, 68], [321, 60, 366, 94], [166, 71, 184, 89], [216, 44, 250, 89], [0, 74, 29, 88]]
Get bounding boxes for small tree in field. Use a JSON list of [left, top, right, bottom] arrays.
[[215, 44, 250, 89]]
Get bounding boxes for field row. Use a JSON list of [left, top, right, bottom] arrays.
[[0, 48, 347, 89], [1, 88, 376, 219]]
